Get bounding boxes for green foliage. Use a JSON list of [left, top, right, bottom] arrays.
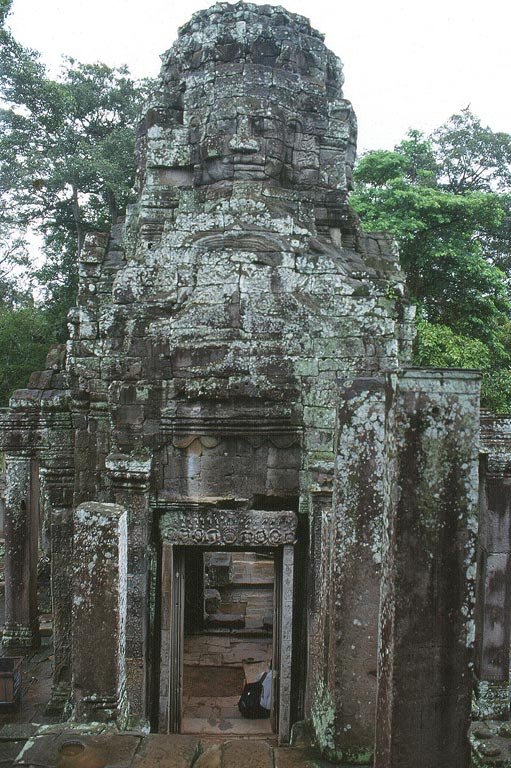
[[0, 20, 150, 334], [416, 320, 511, 413], [414, 319, 493, 370], [352, 111, 511, 412], [0, 0, 12, 27], [0, 13, 150, 400], [0, 304, 57, 405]]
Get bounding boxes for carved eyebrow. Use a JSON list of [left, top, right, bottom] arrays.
[[287, 119, 302, 131]]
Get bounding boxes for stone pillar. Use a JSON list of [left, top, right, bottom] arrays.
[[375, 369, 480, 768], [72, 501, 128, 726], [306, 490, 332, 718], [3, 454, 40, 650], [47, 505, 74, 713], [326, 377, 385, 764], [474, 414, 511, 720], [106, 452, 152, 724], [39, 401, 75, 714]]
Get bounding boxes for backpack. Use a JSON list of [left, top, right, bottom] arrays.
[[238, 671, 270, 719]]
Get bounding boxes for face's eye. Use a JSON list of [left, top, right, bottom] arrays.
[[286, 120, 301, 143], [206, 117, 236, 137], [252, 116, 266, 136]]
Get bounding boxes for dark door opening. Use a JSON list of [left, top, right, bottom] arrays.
[[160, 543, 294, 743], [181, 550, 275, 736]]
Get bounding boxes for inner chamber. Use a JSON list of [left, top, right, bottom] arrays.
[[182, 549, 275, 736]]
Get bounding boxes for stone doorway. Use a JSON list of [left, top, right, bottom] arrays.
[[181, 551, 274, 736], [159, 535, 295, 744]]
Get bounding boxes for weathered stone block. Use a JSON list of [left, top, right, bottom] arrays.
[[72, 502, 128, 725], [375, 369, 480, 768]]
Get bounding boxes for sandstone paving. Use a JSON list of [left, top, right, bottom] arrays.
[[196, 739, 273, 768], [182, 716, 272, 737], [223, 739, 273, 767], [0, 742, 24, 768], [194, 743, 222, 768], [130, 734, 201, 768], [12, 732, 141, 767], [274, 746, 345, 767]]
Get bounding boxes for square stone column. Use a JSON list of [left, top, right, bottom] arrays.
[[2, 454, 40, 650], [325, 377, 385, 764], [39, 416, 74, 714], [72, 501, 128, 725], [475, 414, 511, 720], [46, 505, 73, 713], [375, 369, 480, 768], [106, 452, 152, 724]]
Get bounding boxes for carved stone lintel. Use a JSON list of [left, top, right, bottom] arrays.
[[106, 452, 152, 492], [160, 508, 297, 546]]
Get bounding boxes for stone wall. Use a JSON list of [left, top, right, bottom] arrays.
[[61, 4, 415, 737], [0, 4, 483, 762]]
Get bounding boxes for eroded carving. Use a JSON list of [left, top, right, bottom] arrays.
[[160, 508, 297, 546]]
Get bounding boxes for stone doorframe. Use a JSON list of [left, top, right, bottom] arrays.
[[157, 507, 298, 744]]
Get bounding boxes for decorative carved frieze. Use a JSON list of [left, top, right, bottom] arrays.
[[161, 412, 302, 443], [159, 506, 297, 546], [480, 412, 511, 477]]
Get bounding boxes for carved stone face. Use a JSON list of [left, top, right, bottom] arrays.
[[147, 3, 357, 194], [193, 104, 288, 184], [189, 91, 327, 189]]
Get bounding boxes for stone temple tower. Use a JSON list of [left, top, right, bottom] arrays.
[[0, 4, 483, 766]]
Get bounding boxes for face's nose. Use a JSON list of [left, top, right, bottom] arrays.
[[229, 115, 259, 153]]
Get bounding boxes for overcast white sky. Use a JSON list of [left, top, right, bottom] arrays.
[[6, 0, 511, 153]]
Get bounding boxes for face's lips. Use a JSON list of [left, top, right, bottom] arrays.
[[232, 161, 265, 170]]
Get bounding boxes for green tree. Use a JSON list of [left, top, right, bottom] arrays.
[[351, 112, 511, 411], [0, 1, 151, 405], [0, 303, 56, 404], [0, 5, 149, 335]]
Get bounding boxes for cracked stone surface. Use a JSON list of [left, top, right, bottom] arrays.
[[0, 2, 488, 766]]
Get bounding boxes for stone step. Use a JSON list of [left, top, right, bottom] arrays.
[[195, 739, 273, 767], [205, 613, 246, 630]]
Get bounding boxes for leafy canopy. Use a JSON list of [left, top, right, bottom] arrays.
[[0, 0, 149, 402], [351, 112, 511, 411]]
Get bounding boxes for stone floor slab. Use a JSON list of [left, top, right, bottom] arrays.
[[0, 741, 25, 768], [182, 717, 272, 736], [274, 746, 337, 767], [0, 725, 37, 741], [222, 739, 273, 768], [131, 734, 200, 768], [194, 744, 222, 768], [14, 732, 141, 767], [471, 720, 511, 767]]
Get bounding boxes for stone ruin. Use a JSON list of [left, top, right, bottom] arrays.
[[0, 3, 509, 766]]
